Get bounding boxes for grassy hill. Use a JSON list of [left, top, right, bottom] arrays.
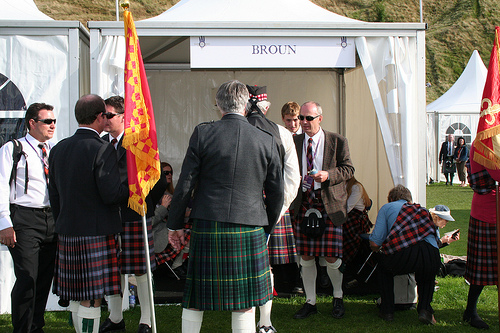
[[33, 0, 500, 104]]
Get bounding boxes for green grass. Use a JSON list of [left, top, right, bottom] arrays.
[[0, 184, 497, 332]]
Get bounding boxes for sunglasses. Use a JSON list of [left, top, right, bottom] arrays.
[[35, 118, 57, 125], [298, 115, 320, 121], [103, 112, 121, 119], [163, 170, 172, 176]]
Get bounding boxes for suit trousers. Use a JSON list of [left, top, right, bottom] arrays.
[[377, 241, 440, 315], [8, 205, 56, 333]]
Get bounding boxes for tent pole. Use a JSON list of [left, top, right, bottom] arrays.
[[116, 0, 119, 21]]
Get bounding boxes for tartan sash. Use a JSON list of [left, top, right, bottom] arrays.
[[381, 203, 437, 255], [467, 160, 496, 194]]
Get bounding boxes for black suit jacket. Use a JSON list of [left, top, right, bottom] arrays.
[[439, 141, 455, 163], [48, 129, 128, 236], [167, 113, 284, 233]]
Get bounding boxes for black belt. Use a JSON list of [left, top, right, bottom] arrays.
[[11, 204, 52, 213]]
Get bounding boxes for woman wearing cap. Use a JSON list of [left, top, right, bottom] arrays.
[[429, 205, 459, 247], [369, 185, 443, 325]]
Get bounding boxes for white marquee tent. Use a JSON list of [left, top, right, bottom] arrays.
[[0, 0, 90, 313], [89, 0, 427, 215], [426, 50, 487, 183]]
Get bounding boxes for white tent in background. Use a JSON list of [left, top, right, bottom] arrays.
[[0, 0, 90, 313], [426, 50, 487, 183]]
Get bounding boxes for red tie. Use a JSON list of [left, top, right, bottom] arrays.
[[306, 138, 314, 199], [111, 138, 118, 149], [38, 143, 49, 184]]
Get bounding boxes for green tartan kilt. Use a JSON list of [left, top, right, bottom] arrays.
[[182, 219, 272, 311]]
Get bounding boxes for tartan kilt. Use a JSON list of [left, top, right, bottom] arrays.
[[292, 190, 343, 258], [343, 208, 372, 264], [182, 219, 272, 311], [120, 219, 156, 274], [465, 216, 498, 285], [268, 210, 298, 265], [53, 234, 121, 301]]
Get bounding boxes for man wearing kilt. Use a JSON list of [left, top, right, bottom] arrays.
[[99, 96, 166, 333], [463, 144, 499, 329], [290, 101, 355, 320], [245, 85, 301, 333], [48, 95, 129, 333], [167, 80, 284, 333]]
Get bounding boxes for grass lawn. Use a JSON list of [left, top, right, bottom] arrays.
[[0, 183, 498, 332]]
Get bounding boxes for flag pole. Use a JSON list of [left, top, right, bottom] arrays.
[[141, 206, 157, 333], [496, 181, 500, 324]]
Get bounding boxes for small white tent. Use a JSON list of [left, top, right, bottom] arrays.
[[0, 0, 90, 313], [89, 0, 427, 213], [426, 50, 487, 183]]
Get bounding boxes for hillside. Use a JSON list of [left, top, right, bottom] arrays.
[[33, 0, 500, 103]]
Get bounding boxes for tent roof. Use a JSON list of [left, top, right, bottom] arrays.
[[426, 50, 487, 114], [0, 0, 53, 20], [143, 0, 358, 23]]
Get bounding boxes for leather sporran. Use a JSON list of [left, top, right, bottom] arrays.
[[300, 208, 326, 238]]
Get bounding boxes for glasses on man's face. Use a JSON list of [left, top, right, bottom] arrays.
[[163, 170, 172, 176], [298, 115, 320, 121], [36, 118, 57, 125], [103, 112, 120, 119]]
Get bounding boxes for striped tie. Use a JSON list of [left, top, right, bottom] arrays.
[[38, 143, 49, 184], [306, 138, 314, 200], [111, 138, 118, 149]]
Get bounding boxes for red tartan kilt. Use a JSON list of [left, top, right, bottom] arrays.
[[292, 190, 343, 258], [465, 216, 498, 285], [120, 219, 156, 274], [343, 208, 372, 264], [268, 210, 297, 265], [53, 234, 121, 301]]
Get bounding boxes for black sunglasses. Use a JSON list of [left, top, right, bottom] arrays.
[[298, 115, 320, 121], [35, 118, 57, 125], [103, 112, 121, 119], [163, 170, 172, 176]]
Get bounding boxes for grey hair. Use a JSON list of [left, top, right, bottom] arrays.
[[216, 80, 249, 114], [387, 184, 412, 203], [301, 101, 323, 115]]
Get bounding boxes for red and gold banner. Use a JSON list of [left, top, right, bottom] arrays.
[[123, 9, 160, 215], [474, 26, 500, 169]]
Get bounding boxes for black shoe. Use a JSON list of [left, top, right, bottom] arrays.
[[293, 303, 317, 319], [418, 309, 436, 325], [463, 311, 489, 329], [378, 311, 394, 322], [331, 298, 345, 319], [137, 324, 152, 333], [99, 318, 125, 332]]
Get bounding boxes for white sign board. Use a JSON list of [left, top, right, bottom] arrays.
[[190, 36, 355, 68]]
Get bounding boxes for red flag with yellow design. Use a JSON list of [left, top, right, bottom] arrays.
[[474, 26, 500, 169], [122, 9, 160, 215]]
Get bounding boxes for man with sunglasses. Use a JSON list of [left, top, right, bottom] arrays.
[[291, 101, 354, 321], [0, 103, 57, 332], [99, 96, 166, 333], [48, 94, 129, 333]]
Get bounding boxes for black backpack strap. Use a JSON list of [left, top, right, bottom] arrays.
[[9, 139, 28, 194]]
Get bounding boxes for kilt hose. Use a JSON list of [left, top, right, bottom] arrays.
[[120, 219, 156, 274], [292, 190, 343, 258], [182, 219, 272, 311], [343, 208, 372, 264], [268, 210, 298, 265], [53, 234, 121, 301], [465, 216, 498, 285]]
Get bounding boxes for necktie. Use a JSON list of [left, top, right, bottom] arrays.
[[306, 138, 314, 199], [111, 138, 118, 149], [38, 143, 49, 184]]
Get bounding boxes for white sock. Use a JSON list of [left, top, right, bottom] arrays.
[[69, 301, 80, 333], [77, 305, 101, 333], [258, 269, 274, 327], [326, 258, 343, 298], [231, 309, 255, 333], [182, 308, 203, 333], [106, 294, 123, 323], [135, 274, 152, 327], [300, 258, 317, 305]]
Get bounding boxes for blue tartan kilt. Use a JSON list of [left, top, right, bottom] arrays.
[[292, 190, 343, 258], [53, 234, 121, 301], [465, 216, 498, 285], [182, 219, 272, 311], [268, 210, 298, 265], [120, 219, 156, 274]]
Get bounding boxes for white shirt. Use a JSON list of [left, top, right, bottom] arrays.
[[347, 183, 365, 213], [107, 131, 124, 149], [302, 129, 325, 190], [0, 133, 53, 231], [277, 124, 300, 220]]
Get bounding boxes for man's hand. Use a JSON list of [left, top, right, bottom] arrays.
[[312, 170, 329, 183], [0, 227, 16, 248], [168, 229, 186, 251]]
